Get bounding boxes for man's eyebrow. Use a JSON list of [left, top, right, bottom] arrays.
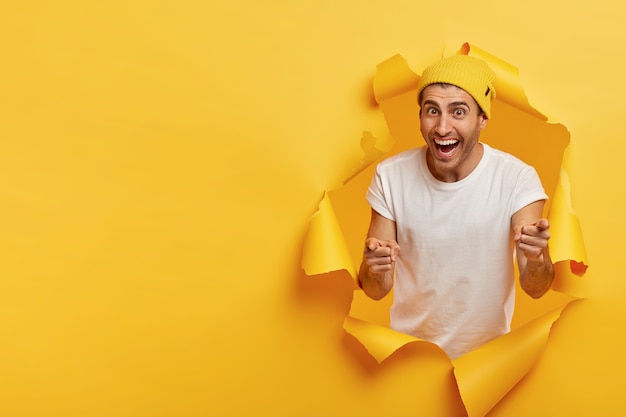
[[449, 101, 470, 108], [422, 99, 440, 107], [422, 100, 471, 109]]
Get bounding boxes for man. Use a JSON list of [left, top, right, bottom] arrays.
[[357, 54, 554, 359]]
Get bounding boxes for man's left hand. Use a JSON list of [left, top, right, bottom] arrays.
[[513, 218, 551, 261]]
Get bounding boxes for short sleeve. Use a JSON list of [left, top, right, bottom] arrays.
[[511, 166, 549, 215], [366, 164, 395, 221]]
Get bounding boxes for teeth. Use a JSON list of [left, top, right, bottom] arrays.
[[435, 139, 458, 146]]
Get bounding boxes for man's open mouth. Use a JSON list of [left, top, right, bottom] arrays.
[[435, 139, 459, 155]]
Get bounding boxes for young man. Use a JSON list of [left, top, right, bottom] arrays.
[[357, 54, 554, 359]]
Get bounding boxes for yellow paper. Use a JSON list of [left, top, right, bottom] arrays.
[[453, 305, 571, 417], [302, 191, 356, 277], [2, 3, 622, 416], [343, 316, 436, 363], [548, 168, 588, 275]]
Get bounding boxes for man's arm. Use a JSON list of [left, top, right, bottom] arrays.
[[512, 200, 554, 299], [357, 209, 400, 300]]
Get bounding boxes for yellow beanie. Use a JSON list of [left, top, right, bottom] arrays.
[[417, 54, 497, 119]]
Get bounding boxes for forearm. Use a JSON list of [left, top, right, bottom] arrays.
[[358, 259, 393, 301], [520, 250, 554, 299]]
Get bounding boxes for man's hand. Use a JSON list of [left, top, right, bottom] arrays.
[[363, 237, 400, 272], [358, 237, 400, 300], [513, 218, 551, 261], [512, 202, 554, 299]]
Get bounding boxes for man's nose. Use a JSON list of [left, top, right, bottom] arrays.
[[434, 115, 452, 136]]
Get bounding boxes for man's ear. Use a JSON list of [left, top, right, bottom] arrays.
[[479, 112, 488, 129]]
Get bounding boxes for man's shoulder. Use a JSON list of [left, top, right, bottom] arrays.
[[484, 144, 532, 170], [377, 147, 424, 170]]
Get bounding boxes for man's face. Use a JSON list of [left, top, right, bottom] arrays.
[[419, 84, 488, 182]]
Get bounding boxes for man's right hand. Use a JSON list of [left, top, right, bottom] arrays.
[[363, 237, 401, 273], [358, 210, 399, 300]]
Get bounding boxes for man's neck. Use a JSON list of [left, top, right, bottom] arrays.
[[426, 142, 484, 183]]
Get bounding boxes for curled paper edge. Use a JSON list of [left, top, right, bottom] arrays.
[[452, 301, 577, 417], [372, 54, 420, 103], [548, 168, 588, 275], [343, 316, 441, 363], [302, 191, 356, 278], [302, 129, 392, 278]]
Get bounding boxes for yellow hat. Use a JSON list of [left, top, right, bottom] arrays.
[[417, 54, 497, 118]]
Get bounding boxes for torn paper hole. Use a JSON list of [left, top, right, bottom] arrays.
[[302, 43, 588, 417]]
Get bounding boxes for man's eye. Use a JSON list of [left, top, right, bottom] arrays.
[[427, 108, 438, 115], [454, 109, 466, 117]]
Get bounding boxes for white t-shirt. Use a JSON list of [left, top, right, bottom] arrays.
[[366, 143, 548, 359]]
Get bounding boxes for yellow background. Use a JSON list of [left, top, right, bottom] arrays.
[[0, 1, 620, 416]]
